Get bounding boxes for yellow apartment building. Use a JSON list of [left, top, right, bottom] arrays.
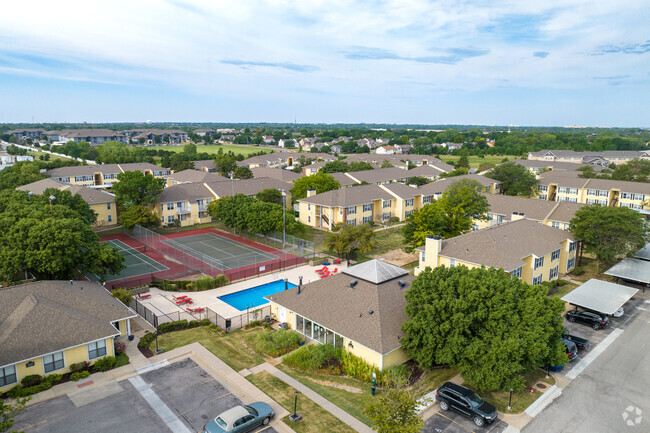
[[266, 260, 412, 371], [47, 163, 170, 188], [0, 281, 136, 394], [415, 219, 577, 285]]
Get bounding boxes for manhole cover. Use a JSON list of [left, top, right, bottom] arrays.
[[536, 383, 547, 389]]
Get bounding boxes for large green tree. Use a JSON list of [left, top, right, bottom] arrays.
[[486, 162, 538, 197], [0, 190, 124, 282], [256, 188, 283, 204], [402, 266, 567, 392], [0, 161, 44, 192], [402, 179, 489, 251], [290, 172, 340, 201], [326, 223, 376, 260], [363, 388, 423, 433], [569, 205, 647, 273], [112, 171, 165, 208], [117, 205, 160, 229]]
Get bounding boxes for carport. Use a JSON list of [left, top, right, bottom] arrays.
[[561, 278, 639, 315], [604, 258, 650, 292], [635, 244, 650, 261]]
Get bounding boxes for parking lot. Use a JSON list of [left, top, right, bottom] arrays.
[[423, 411, 508, 433], [12, 358, 278, 433]]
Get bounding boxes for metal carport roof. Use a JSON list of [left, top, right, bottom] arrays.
[[604, 258, 650, 285], [635, 244, 650, 261], [561, 279, 639, 315]]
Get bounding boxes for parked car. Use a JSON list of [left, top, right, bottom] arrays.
[[436, 382, 498, 427], [566, 310, 609, 330], [562, 338, 579, 361], [563, 331, 590, 351], [203, 403, 275, 433]]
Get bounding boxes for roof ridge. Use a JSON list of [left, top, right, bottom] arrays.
[[0, 294, 38, 345]]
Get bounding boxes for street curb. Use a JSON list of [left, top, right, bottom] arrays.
[[566, 328, 623, 380], [524, 385, 561, 417]]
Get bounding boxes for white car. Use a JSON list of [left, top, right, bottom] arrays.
[[612, 307, 624, 318]]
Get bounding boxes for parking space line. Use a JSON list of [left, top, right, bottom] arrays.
[[566, 328, 624, 380], [209, 392, 232, 403], [179, 392, 232, 416], [435, 412, 476, 433], [129, 376, 192, 433], [22, 420, 47, 430], [254, 427, 273, 432], [195, 378, 215, 386], [182, 365, 201, 372]]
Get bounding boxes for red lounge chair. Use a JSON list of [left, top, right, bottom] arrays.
[[173, 295, 189, 300], [317, 267, 329, 273], [331, 268, 338, 274], [187, 307, 204, 313], [138, 293, 151, 299], [334, 258, 341, 264], [176, 298, 193, 305], [315, 266, 327, 272], [319, 272, 330, 278]]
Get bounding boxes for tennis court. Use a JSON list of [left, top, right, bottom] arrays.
[[93, 239, 168, 282], [161, 232, 279, 270]]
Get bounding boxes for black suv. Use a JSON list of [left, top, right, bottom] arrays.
[[566, 310, 609, 330], [436, 382, 497, 427]]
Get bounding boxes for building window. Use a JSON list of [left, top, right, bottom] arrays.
[[75, 176, 84, 182], [88, 340, 107, 360], [347, 206, 356, 215], [84, 176, 93, 182], [497, 215, 504, 223], [0, 365, 17, 387], [587, 189, 597, 196], [551, 221, 561, 229], [382, 212, 391, 220], [176, 201, 184, 209], [539, 194, 547, 200], [634, 194, 644, 201], [598, 190, 608, 197], [423, 195, 432, 204], [296, 315, 304, 333], [532, 275, 543, 285], [405, 210, 413, 218], [449, 258, 456, 267], [107, 215, 112, 223], [362, 204, 372, 212], [568, 188, 578, 195], [569, 241, 577, 252], [567, 257, 575, 270], [383, 200, 391, 208], [166, 202, 174, 210], [549, 265, 559, 280], [363, 216, 372, 224], [621, 192, 631, 199], [567, 197, 578, 203], [307, 204, 310, 211], [511, 267, 522, 279], [307, 216, 311, 223], [106, 202, 111, 210], [43, 352, 65, 373], [472, 224, 479, 231], [346, 219, 356, 226], [405, 199, 414, 207], [167, 215, 175, 224], [534, 257, 544, 269], [551, 249, 561, 261], [539, 185, 548, 192]]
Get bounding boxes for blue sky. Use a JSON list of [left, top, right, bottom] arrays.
[[0, 0, 648, 126]]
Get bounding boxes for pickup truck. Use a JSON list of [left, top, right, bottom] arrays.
[[563, 332, 590, 351]]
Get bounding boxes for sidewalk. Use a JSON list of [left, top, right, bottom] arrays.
[[248, 362, 374, 433]]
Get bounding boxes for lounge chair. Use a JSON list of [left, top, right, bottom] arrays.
[[334, 258, 341, 264], [331, 268, 338, 274], [138, 293, 151, 300], [315, 266, 327, 272], [319, 272, 330, 278]]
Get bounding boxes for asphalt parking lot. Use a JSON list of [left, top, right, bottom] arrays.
[[423, 411, 508, 433], [12, 358, 278, 433]]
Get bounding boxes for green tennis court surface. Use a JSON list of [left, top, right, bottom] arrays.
[[161, 232, 278, 270], [90, 239, 168, 282]]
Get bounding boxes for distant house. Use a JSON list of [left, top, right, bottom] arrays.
[[0, 153, 34, 171], [0, 280, 136, 395], [194, 129, 215, 137], [9, 129, 45, 139], [267, 260, 412, 371], [278, 139, 296, 149], [527, 150, 650, 165], [262, 136, 275, 144], [376, 146, 397, 155]]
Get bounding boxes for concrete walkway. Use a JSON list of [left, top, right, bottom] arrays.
[[248, 362, 374, 433]]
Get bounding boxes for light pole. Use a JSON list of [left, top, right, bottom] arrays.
[[48, 195, 56, 215], [280, 189, 286, 249], [508, 387, 513, 411], [154, 329, 164, 355], [289, 391, 302, 422]]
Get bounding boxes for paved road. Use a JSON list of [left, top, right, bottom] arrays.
[[524, 296, 650, 433], [423, 411, 508, 433]]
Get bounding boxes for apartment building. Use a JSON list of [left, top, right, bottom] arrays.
[[165, 169, 228, 186], [128, 129, 189, 144], [17, 179, 118, 226], [0, 153, 33, 171], [527, 150, 650, 165], [511, 159, 609, 175], [415, 219, 577, 285], [238, 152, 334, 169], [56, 129, 128, 144], [538, 171, 649, 213], [418, 174, 501, 199], [250, 167, 302, 183], [47, 163, 170, 188], [9, 128, 46, 139]]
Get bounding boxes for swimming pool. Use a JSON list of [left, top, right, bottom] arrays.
[[218, 279, 297, 311]]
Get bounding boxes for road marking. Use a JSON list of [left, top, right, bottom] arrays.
[[209, 392, 232, 402], [195, 378, 215, 386], [136, 359, 170, 374], [435, 412, 476, 433], [255, 427, 273, 432], [635, 307, 646, 311], [182, 365, 200, 372], [129, 376, 192, 433], [179, 393, 232, 416], [566, 328, 624, 380], [23, 420, 47, 430], [525, 385, 562, 417]]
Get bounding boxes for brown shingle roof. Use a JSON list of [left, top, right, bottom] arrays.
[[205, 177, 289, 198], [419, 174, 498, 195], [484, 193, 557, 221], [345, 167, 409, 184], [17, 179, 115, 205], [298, 184, 393, 207], [167, 169, 228, 184], [0, 281, 135, 366], [251, 167, 302, 182], [158, 183, 214, 203]]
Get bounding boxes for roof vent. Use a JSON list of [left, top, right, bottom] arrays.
[[513, 212, 518, 215], [350, 279, 358, 288], [369, 310, 374, 315], [398, 280, 407, 288]]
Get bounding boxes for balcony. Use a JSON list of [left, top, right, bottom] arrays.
[[176, 207, 191, 215], [198, 204, 208, 212]]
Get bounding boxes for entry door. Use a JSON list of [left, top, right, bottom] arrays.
[[278, 306, 287, 323]]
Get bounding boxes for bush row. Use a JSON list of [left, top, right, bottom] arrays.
[[138, 318, 213, 348], [153, 275, 229, 292], [8, 374, 62, 398]]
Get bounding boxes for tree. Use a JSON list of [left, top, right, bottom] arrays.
[[256, 188, 283, 204], [0, 161, 45, 192], [569, 205, 647, 273], [118, 205, 160, 229], [455, 149, 470, 169], [402, 266, 567, 392], [291, 172, 340, 201], [380, 160, 394, 168], [406, 176, 429, 186], [363, 387, 423, 433], [486, 162, 538, 197], [213, 149, 239, 176], [1, 396, 29, 433], [233, 166, 254, 179], [112, 288, 133, 306], [326, 224, 376, 260], [112, 171, 165, 208], [0, 190, 125, 282], [96, 141, 132, 164], [402, 179, 489, 251]]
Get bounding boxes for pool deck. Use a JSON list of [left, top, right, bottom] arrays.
[[148, 262, 349, 319]]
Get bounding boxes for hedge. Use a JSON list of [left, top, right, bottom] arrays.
[[153, 275, 229, 292], [138, 318, 215, 348]]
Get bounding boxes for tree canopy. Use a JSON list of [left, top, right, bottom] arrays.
[[363, 387, 423, 433], [569, 205, 647, 273], [0, 161, 45, 192], [0, 190, 124, 282], [117, 205, 160, 230], [290, 172, 341, 201], [320, 160, 374, 173], [256, 188, 283, 204], [402, 266, 567, 391], [111, 171, 165, 208], [326, 223, 376, 260], [486, 162, 538, 197], [402, 179, 489, 251]]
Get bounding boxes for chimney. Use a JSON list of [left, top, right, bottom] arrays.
[[307, 189, 316, 198], [511, 212, 525, 221], [424, 235, 442, 268]]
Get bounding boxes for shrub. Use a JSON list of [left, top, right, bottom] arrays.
[[189, 320, 200, 328], [200, 318, 211, 326], [245, 320, 262, 329], [21, 375, 42, 387], [263, 322, 272, 330], [69, 363, 81, 373], [138, 331, 156, 348], [114, 352, 130, 368], [340, 350, 382, 383], [571, 267, 585, 276], [157, 319, 189, 333], [93, 356, 116, 372], [255, 329, 303, 357], [115, 342, 126, 354], [283, 344, 341, 372], [389, 216, 400, 223], [209, 323, 217, 329], [43, 374, 62, 384], [112, 288, 133, 306], [71, 371, 91, 381], [8, 381, 53, 398]]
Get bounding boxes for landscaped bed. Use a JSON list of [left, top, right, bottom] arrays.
[[247, 370, 357, 433]]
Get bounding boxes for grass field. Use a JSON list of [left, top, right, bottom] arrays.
[[468, 370, 556, 414], [26, 148, 71, 161], [247, 371, 356, 433], [438, 154, 511, 169], [149, 144, 273, 157], [409, 367, 458, 399]]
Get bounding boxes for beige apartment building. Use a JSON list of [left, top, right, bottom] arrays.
[[47, 163, 170, 188]]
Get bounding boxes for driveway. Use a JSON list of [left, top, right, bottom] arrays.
[[12, 358, 279, 433]]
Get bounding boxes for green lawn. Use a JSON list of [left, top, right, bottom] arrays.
[[149, 327, 267, 371], [570, 256, 617, 283], [548, 280, 578, 299], [277, 365, 377, 426], [149, 144, 273, 157], [439, 154, 510, 169], [247, 371, 357, 433], [358, 226, 405, 261], [409, 367, 458, 399]]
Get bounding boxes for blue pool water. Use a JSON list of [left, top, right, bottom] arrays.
[[219, 280, 297, 311]]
